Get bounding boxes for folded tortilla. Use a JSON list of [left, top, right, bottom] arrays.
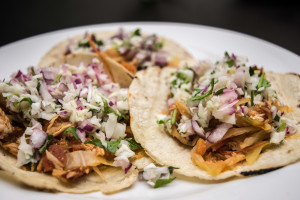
[[0, 53, 139, 193], [38, 30, 196, 79], [128, 67, 300, 180]]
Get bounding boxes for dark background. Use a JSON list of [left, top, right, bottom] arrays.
[[1, 0, 299, 55]]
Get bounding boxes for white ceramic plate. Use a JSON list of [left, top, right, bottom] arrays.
[[0, 22, 299, 200]]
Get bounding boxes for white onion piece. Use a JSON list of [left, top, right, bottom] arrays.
[[58, 83, 68, 92], [31, 129, 48, 148], [79, 120, 94, 132], [191, 120, 205, 138], [206, 123, 232, 143], [76, 128, 86, 143], [220, 89, 238, 104], [40, 81, 52, 100], [168, 98, 175, 106], [271, 106, 277, 119], [58, 110, 70, 119], [233, 68, 246, 88]]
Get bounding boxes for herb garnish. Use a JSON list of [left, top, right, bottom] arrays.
[[64, 127, 80, 140], [187, 78, 215, 101], [39, 134, 53, 153]]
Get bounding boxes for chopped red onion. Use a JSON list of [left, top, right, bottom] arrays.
[[240, 106, 248, 115], [41, 69, 56, 82], [201, 85, 209, 95], [233, 68, 245, 88], [155, 51, 168, 67], [125, 163, 132, 174], [220, 89, 238, 104], [58, 83, 68, 92], [79, 120, 94, 132], [40, 81, 52, 100], [31, 129, 48, 148], [73, 82, 77, 89], [74, 78, 82, 84], [76, 128, 86, 143], [15, 70, 23, 78], [206, 123, 232, 143], [78, 87, 88, 98], [191, 120, 205, 138], [59, 110, 70, 119]]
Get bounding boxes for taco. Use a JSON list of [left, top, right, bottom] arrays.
[[39, 28, 195, 79], [129, 52, 300, 180], [0, 53, 144, 193]]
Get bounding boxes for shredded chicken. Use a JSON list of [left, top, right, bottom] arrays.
[[0, 108, 14, 139]]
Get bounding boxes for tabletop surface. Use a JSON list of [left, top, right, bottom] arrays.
[[1, 0, 299, 55]]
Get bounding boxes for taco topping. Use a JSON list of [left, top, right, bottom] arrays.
[[158, 52, 297, 175], [0, 58, 141, 181], [140, 163, 176, 188], [65, 28, 171, 73]]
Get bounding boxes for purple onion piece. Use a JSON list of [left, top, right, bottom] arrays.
[[155, 52, 168, 67], [191, 120, 205, 138], [40, 81, 52, 100], [206, 123, 232, 144], [59, 111, 70, 119], [76, 128, 86, 143], [58, 83, 68, 92], [74, 78, 82, 84], [15, 70, 23, 78], [125, 163, 132, 174], [31, 129, 48, 149]]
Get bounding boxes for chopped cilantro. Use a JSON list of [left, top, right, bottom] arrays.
[[63, 127, 80, 140], [257, 72, 271, 89], [85, 139, 105, 149], [154, 177, 176, 188], [31, 68, 36, 76], [274, 115, 280, 122], [131, 28, 141, 37], [157, 118, 171, 124], [89, 108, 101, 113], [52, 74, 62, 84], [36, 81, 41, 93], [251, 90, 255, 106], [184, 88, 190, 93], [106, 138, 122, 153], [249, 67, 255, 76], [102, 97, 119, 117], [215, 87, 225, 96], [171, 109, 177, 125], [187, 78, 214, 101], [224, 51, 230, 58], [210, 70, 216, 75], [124, 138, 142, 150], [226, 60, 234, 68], [13, 97, 33, 107], [154, 42, 163, 49], [276, 122, 286, 132], [38, 134, 53, 153], [78, 38, 90, 48], [168, 166, 179, 174]]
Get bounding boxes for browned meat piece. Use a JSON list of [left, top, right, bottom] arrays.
[[42, 144, 67, 172], [52, 167, 91, 182], [0, 108, 14, 139]]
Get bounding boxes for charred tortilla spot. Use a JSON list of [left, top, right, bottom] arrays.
[[297, 104, 300, 108], [288, 72, 300, 78], [240, 167, 281, 176], [287, 149, 293, 154]]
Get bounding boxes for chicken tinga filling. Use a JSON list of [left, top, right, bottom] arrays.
[[65, 28, 178, 74], [157, 52, 297, 176], [0, 58, 143, 182]]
